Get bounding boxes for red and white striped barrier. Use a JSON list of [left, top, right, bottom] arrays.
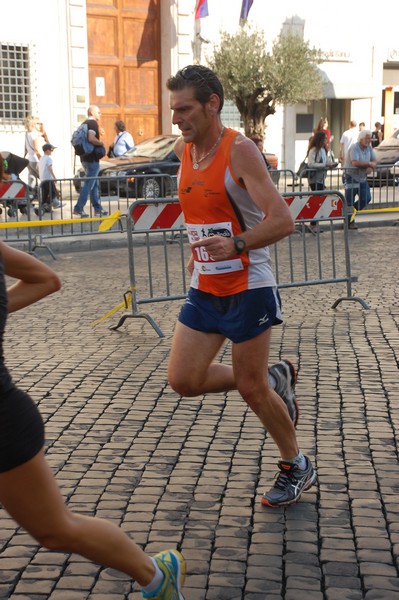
[[284, 194, 343, 220], [129, 194, 343, 230], [0, 181, 28, 200], [129, 202, 184, 229]]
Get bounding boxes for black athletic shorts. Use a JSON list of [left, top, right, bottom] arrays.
[[0, 387, 45, 473]]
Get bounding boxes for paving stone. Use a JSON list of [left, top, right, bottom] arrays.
[[324, 590, 364, 600], [245, 577, 282, 593], [285, 563, 322, 578], [322, 562, 359, 577], [13, 580, 56, 594], [324, 576, 362, 589], [364, 592, 399, 600], [363, 575, 399, 592]]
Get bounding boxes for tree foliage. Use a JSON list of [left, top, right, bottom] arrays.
[[208, 27, 324, 141]]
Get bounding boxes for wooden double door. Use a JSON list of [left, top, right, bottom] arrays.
[[86, 0, 161, 150]]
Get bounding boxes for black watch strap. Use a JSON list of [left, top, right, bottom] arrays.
[[233, 236, 246, 254]]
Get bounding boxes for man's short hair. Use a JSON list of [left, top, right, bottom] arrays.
[[358, 129, 372, 141], [115, 120, 126, 132], [166, 65, 224, 112]]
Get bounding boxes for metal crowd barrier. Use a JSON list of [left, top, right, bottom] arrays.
[[273, 169, 296, 193], [110, 198, 187, 337], [110, 190, 368, 337], [0, 180, 36, 251], [296, 165, 399, 211], [0, 173, 177, 257]]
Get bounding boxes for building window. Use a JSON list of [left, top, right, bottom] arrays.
[[0, 43, 31, 123], [296, 113, 314, 134]]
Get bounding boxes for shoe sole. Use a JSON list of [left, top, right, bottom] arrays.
[[170, 550, 186, 600], [261, 470, 317, 508], [282, 358, 300, 428]]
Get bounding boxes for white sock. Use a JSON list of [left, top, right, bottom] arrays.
[[291, 451, 307, 470], [142, 557, 164, 594]]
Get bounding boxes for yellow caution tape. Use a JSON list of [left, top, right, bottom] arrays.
[[91, 291, 132, 327], [98, 210, 122, 231], [351, 207, 399, 221], [0, 210, 122, 232]]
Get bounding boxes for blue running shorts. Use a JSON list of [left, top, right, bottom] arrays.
[[178, 287, 282, 343]]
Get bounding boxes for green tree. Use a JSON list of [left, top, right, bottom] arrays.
[[208, 28, 324, 142]]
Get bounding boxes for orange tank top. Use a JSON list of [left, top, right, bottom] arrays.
[[178, 128, 276, 296]]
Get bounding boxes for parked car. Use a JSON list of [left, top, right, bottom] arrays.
[[367, 129, 399, 186], [74, 134, 281, 197], [73, 135, 180, 198]]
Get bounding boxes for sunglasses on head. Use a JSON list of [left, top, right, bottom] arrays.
[[180, 66, 212, 89]]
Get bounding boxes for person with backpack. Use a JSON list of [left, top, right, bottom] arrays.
[[72, 105, 108, 218]]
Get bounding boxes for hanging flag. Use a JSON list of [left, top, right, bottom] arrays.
[[195, 0, 209, 19], [239, 0, 253, 24]]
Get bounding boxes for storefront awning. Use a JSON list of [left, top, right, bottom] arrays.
[[318, 62, 375, 99]]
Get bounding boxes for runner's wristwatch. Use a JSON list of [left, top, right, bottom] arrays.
[[232, 236, 246, 254]]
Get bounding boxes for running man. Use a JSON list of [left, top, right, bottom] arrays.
[[166, 65, 316, 507]]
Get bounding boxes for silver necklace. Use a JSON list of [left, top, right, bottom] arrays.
[[192, 127, 225, 170]]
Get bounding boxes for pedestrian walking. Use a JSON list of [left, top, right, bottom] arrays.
[[38, 143, 65, 212], [24, 115, 44, 188], [73, 105, 108, 218]]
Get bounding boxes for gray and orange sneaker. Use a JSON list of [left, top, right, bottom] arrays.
[[269, 359, 299, 427], [262, 457, 317, 507]]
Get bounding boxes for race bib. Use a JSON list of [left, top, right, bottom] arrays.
[[186, 221, 244, 275]]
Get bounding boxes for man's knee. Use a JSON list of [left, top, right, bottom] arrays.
[[168, 372, 201, 397], [236, 377, 266, 409]]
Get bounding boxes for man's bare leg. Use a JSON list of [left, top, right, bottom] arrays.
[[169, 323, 297, 458], [168, 321, 234, 396]]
